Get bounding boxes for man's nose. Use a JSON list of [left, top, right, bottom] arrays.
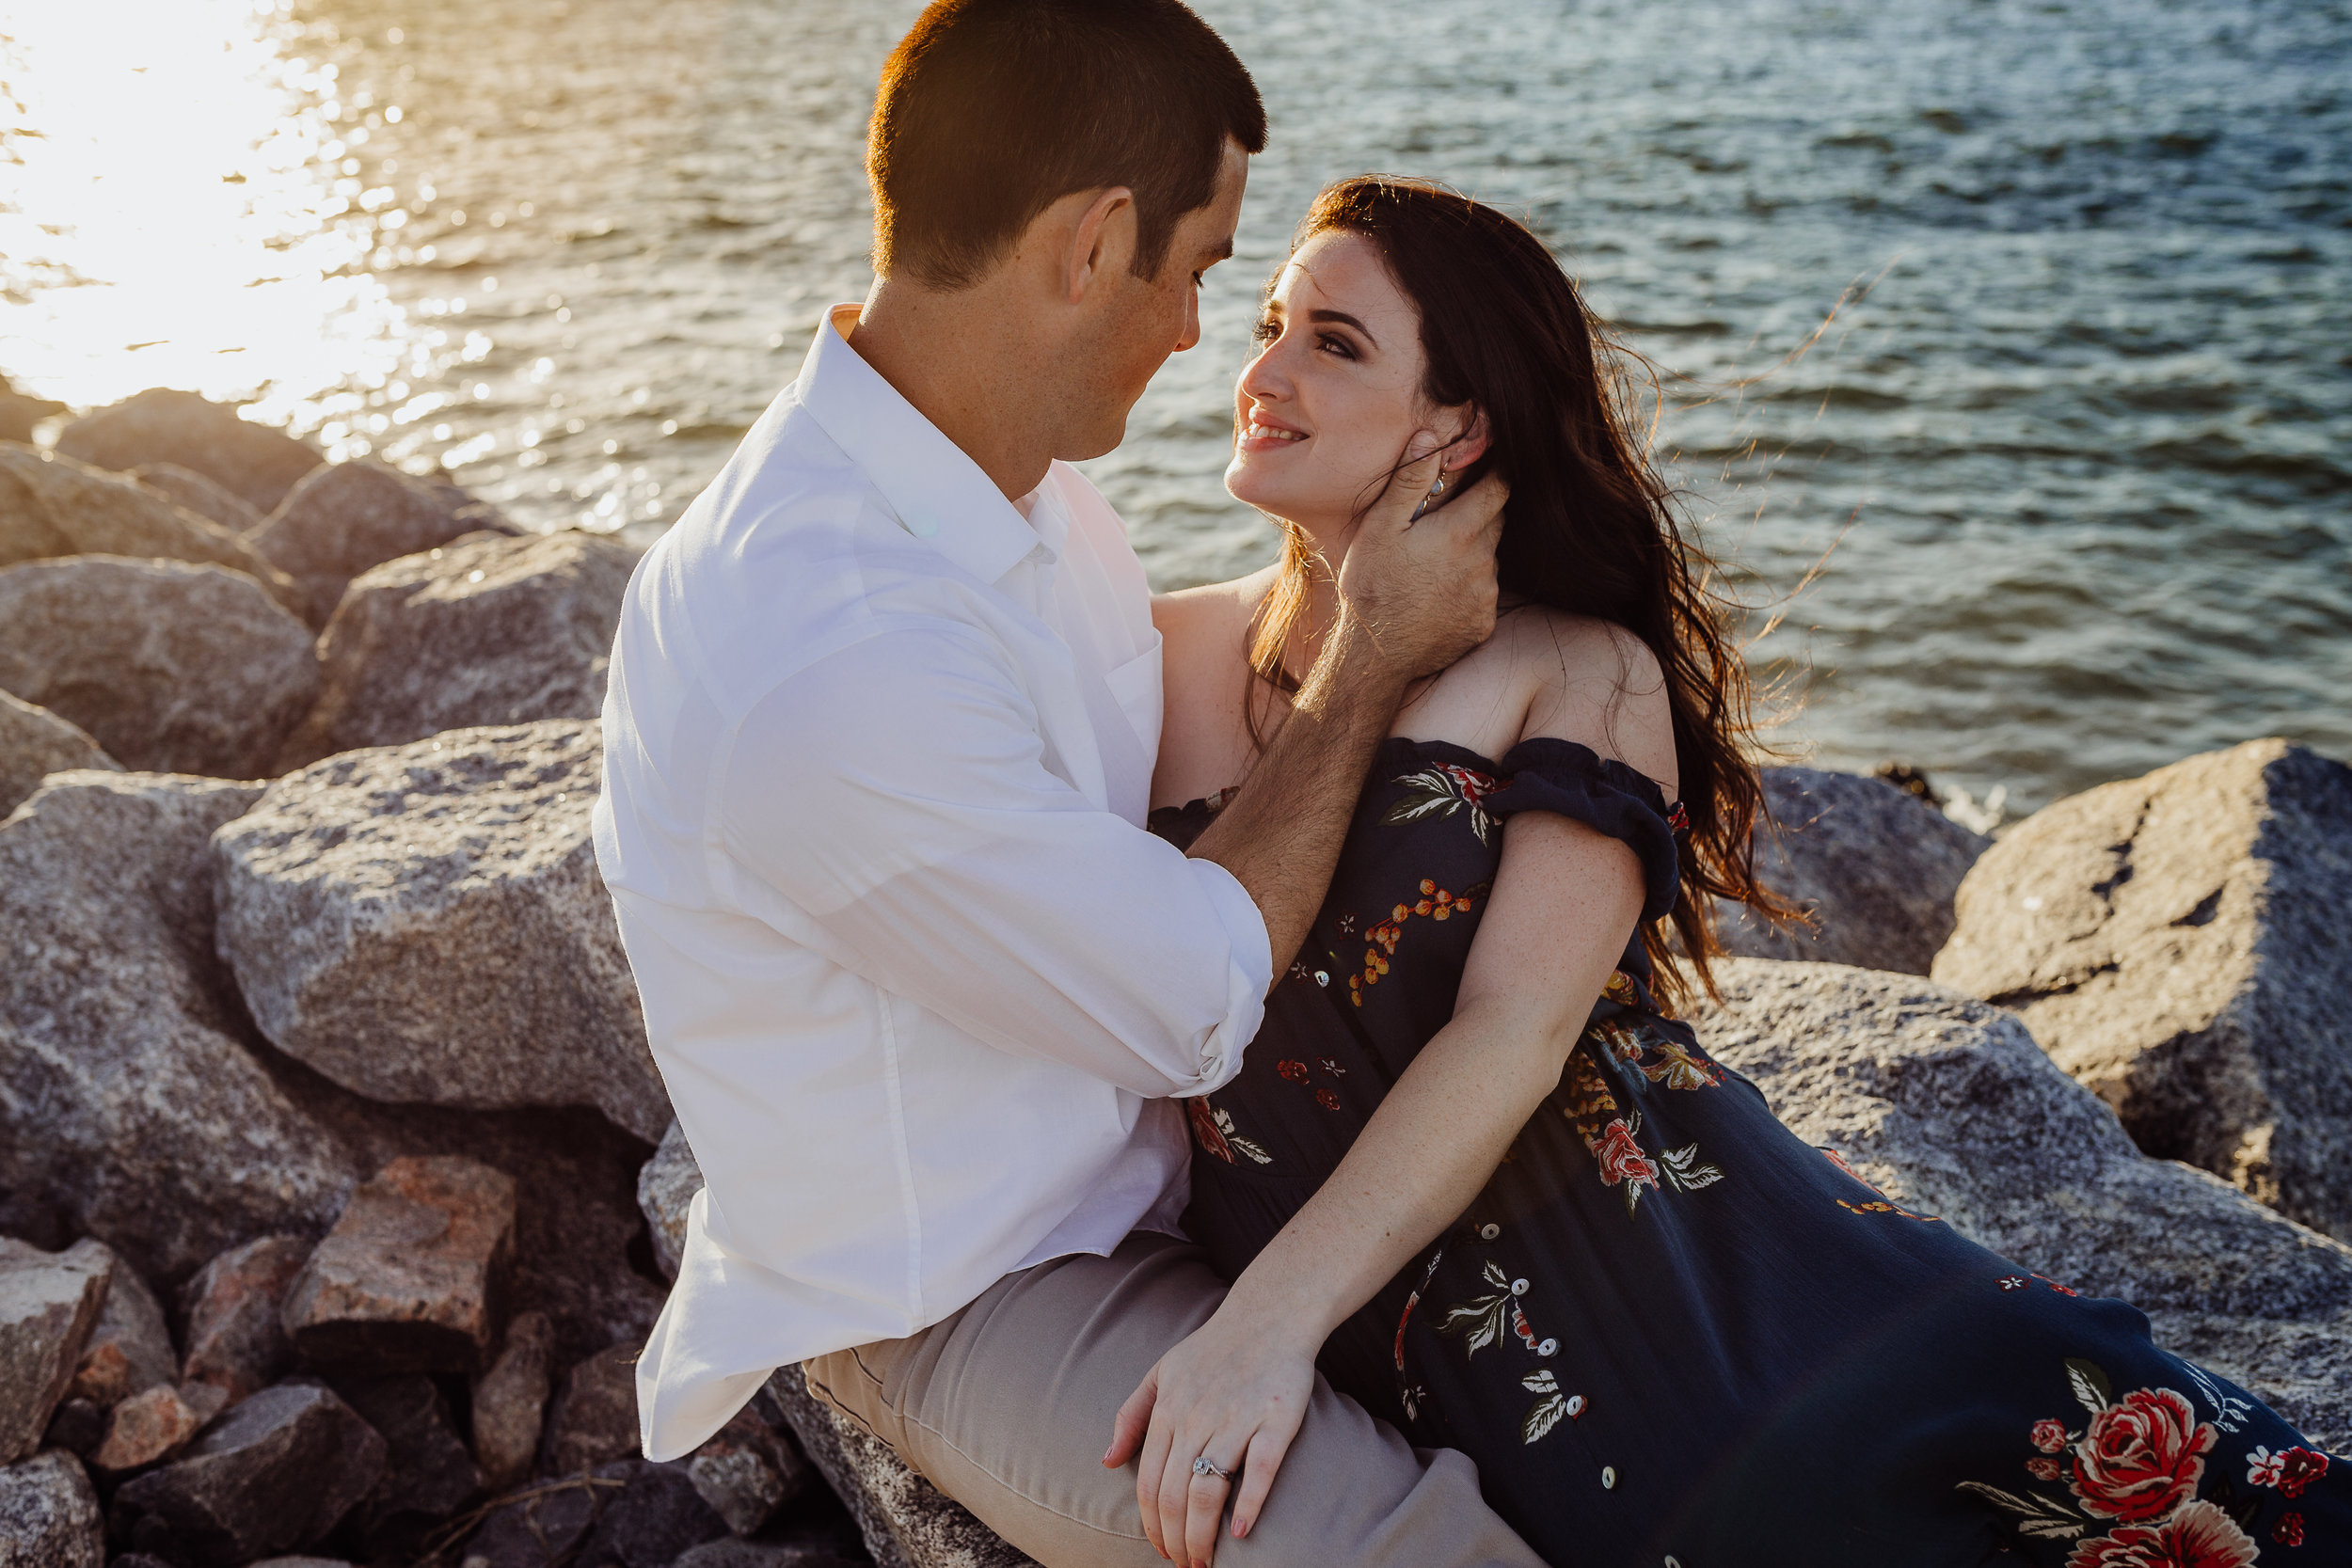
[[1175, 287, 1201, 353]]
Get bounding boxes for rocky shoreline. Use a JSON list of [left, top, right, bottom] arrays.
[[2, 388, 2346, 1568]]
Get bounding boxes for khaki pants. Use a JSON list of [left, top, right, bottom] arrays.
[[804, 1231, 1546, 1568]]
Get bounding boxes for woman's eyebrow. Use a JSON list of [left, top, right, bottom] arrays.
[[1307, 308, 1376, 349]]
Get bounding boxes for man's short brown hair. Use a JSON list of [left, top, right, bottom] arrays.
[[868, 0, 1266, 290]]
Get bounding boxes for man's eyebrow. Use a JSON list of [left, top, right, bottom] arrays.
[[1308, 308, 1376, 348]]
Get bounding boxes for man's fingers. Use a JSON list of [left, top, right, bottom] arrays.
[[1439, 470, 1509, 544], [1365, 435, 1445, 533], [1184, 1463, 1234, 1568], [1105, 1372, 1155, 1467], [1228, 1421, 1296, 1542]]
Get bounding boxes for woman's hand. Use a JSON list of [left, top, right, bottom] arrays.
[[1104, 1298, 1320, 1565]]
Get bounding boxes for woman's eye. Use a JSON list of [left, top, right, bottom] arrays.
[[1250, 318, 1279, 343], [1317, 333, 1357, 360]]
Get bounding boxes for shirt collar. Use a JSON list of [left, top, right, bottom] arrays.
[[793, 304, 1046, 586]]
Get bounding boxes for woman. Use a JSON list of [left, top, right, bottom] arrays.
[[1115, 178, 2344, 1566]]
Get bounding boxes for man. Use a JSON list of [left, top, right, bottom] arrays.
[[595, 3, 1540, 1563]]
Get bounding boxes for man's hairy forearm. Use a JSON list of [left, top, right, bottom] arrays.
[[1184, 613, 1406, 979]]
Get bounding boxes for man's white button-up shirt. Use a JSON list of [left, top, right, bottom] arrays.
[[596, 305, 1274, 1460]]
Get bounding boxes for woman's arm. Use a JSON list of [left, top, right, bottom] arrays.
[[1106, 808, 1647, 1564]]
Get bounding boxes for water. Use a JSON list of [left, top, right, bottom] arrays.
[[3, 0, 2346, 816]]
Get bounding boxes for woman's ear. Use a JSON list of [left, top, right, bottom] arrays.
[[1441, 407, 1490, 470]]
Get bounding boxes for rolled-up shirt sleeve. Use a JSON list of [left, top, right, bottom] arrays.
[[718, 621, 1271, 1098]]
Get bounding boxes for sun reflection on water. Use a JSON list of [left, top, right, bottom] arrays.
[[0, 0, 407, 439]]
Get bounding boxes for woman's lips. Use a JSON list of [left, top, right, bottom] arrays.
[[1237, 413, 1309, 454]]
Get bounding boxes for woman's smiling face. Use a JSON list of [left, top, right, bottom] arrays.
[[1225, 229, 1481, 536]]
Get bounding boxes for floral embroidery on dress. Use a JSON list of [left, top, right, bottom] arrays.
[[1562, 1049, 1722, 1215], [1820, 1146, 1944, 1223], [1187, 1098, 1271, 1165], [1957, 1355, 2293, 1563], [1344, 877, 1486, 1006], [1381, 762, 1501, 844], [1275, 1056, 1347, 1111]]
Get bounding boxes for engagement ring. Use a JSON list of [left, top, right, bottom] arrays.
[[1191, 1455, 1233, 1481]]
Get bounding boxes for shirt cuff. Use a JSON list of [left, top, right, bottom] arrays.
[[1184, 853, 1274, 1095]]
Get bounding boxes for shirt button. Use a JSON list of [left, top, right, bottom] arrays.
[[1601, 1466, 1616, 1489]]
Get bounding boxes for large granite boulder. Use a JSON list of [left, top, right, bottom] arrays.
[[637, 1122, 700, 1282], [55, 389, 320, 515], [127, 464, 264, 534], [0, 557, 318, 778], [1709, 767, 1992, 974], [0, 443, 302, 615], [767, 1367, 1037, 1568], [0, 772, 357, 1282], [1688, 958, 2352, 1447], [250, 459, 510, 626], [0, 1239, 112, 1464], [1931, 739, 2352, 1243], [107, 1383, 386, 1568], [211, 720, 669, 1141], [0, 691, 117, 820], [277, 529, 636, 770], [281, 1156, 517, 1374], [0, 1449, 103, 1568]]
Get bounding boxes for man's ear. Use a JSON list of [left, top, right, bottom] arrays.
[[1442, 407, 1491, 470], [1064, 186, 1136, 305]]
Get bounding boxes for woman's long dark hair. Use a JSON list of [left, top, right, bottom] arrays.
[[1248, 176, 1785, 1006]]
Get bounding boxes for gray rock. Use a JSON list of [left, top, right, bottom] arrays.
[[1931, 738, 2352, 1243], [672, 1541, 868, 1568], [684, 1406, 805, 1537], [280, 1156, 516, 1374], [474, 1309, 556, 1492], [460, 1473, 608, 1568], [40, 1400, 101, 1460], [329, 1372, 484, 1553], [246, 1559, 357, 1568], [0, 691, 118, 821], [0, 444, 305, 617], [107, 1383, 387, 1568], [64, 1246, 173, 1408], [1688, 958, 2352, 1448], [249, 459, 510, 626], [211, 720, 669, 1140], [577, 1459, 728, 1568], [0, 771, 358, 1282], [1709, 767, 1992, 974], [127, 464, 265, 535], [180, 1235, 309, 1403], [637, 1123, 701, 1282], [0, 1450, 102, 1568], [767, 1365, 1038, 1568], [276, 530, 636, 770], [0, 557, 320, 778], [0, 1240, 111, 1465], [55, 389, 321, 515], [86, 1381, 228, 1476], [543, 1343, 642, 1477]]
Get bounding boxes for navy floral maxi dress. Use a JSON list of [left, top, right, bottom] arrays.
[[1149, 737, 2347, 1568]]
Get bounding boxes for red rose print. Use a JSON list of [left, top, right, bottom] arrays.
[[2028, 1458, 2064, 1481], [2033, 1418, 2071, 1454], [2272, 1512, 2303, 1547], [1314, 1087, 1341, 1111], [2061, 1501, 2259, 1568], [2070, 1386, 2217, 1523], [1439, 764, 1496, 804], [2275, 1447, 2328, 1499], [1590, 1119, 1661, 1193], [1278, 1059, 1309, 1085]]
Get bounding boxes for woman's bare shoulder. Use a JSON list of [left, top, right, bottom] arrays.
[[1152, 564, 1279, 662], [1417, 605, 1677, 798]]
